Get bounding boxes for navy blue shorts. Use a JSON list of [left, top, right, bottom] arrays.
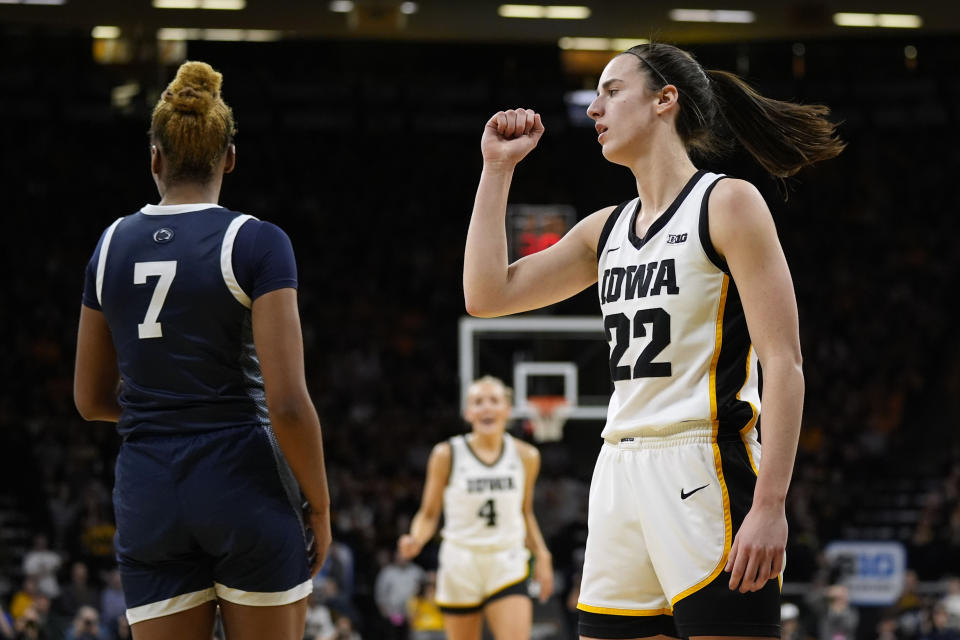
[[114, 424, 313, 624]]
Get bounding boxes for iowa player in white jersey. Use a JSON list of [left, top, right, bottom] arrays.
[[398, 376, 554, 640], [463, 43, 844, 639]]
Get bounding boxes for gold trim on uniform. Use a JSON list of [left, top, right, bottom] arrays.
[[671, 276, 733, 608], [577, 603, 674, 617], [737, 345, 761, 475]]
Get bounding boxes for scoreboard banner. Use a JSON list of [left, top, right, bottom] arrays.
[[822, 540, 907, 606]]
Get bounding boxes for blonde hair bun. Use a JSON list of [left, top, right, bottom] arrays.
[[162, 61, 223, 115], [149, 59, 236, 183]]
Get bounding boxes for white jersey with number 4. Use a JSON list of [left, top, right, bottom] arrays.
[[596, 170, 761, 442], [442, 434, 526, 551]]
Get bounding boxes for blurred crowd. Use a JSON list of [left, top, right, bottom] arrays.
[[2, 27, 960, 640]]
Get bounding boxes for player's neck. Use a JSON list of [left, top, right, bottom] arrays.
[[629, 139, 697, 218], [158, 181, 223, 206], [468, 431, 503, 453]]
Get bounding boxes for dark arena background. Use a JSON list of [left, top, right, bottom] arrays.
[[2, 1, 960, 638]]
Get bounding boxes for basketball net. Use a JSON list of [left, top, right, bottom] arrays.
[[526, 395, 570, 443]]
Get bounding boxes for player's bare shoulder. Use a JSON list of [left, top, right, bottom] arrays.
[[513, 438, 541, 465], [707, 178, 776, 256], [563, 204, 620, 265], [577, 205, 619, 242], [427, 440, 454, 478], [708, 179, 771, 227]]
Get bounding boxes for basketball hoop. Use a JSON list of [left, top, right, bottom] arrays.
[[526, 395, 570, 443]]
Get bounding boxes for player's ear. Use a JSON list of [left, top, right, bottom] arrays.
[[656, 84, 679, 114], [150, 144, 162, 177], [223, 143, 236, 174]]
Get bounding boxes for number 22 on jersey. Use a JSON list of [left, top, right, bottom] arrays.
[[605, 308, 672, 381]]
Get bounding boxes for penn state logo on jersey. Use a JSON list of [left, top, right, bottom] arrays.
[[153, 227, 175, 244], [596, 170, 761, 441]]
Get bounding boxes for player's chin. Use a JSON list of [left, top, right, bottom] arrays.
[[473, 419, 504, 434], [599, 142, 628, 166]]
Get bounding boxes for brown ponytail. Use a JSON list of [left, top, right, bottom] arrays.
[[622, 43, 845, 179], [706, 69, 845, 177], [149, 60, 236, 184]]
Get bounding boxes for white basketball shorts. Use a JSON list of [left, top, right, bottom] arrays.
[[436, 540, 530, 614], [577, 422, 782, 638]]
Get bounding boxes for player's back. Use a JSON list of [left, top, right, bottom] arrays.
[[89, 203, 267, 437]]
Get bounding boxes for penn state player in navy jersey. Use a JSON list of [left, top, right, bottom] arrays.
[[74, 61, 331, 640], [463, 43, 843, 640]]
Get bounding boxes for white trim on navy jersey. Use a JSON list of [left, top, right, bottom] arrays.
[[95, 217, 124, 307], [214, 580, 313, 607], [221, 214, 258, 308], [141, 203, 223, 216], [125, 587, 217, 625]]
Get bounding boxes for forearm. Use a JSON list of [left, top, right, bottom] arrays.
[[269, 396, 330, 512], [463, 163, 515, 317], [76, 396, 121, 422], [75, 379, 121, 423], [754, 356, 804, 507], [524, 513, 551, 562], [407, 509, 441, 548]]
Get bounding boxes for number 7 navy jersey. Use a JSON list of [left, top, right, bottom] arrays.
[[81, 203, 297, 437], [595, 171, 760, 442]]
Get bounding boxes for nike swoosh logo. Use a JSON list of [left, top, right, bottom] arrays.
[[606, 246, 620, 253], [680, 484, 709, 500]]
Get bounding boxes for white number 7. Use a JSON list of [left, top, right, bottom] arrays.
[[134, 261, 177, 339]]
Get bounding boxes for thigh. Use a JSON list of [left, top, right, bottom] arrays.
[[436, 542, 485, 613], [443, 610, 484, 640], [218, 596, 308, 640], [183, 426, 313, 606], [484, 594, 531, 640], [131, 600, 217, 640]]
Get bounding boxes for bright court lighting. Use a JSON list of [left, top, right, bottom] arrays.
[[201, 0, 246, 8], [153, 0, 246, 9], [877, 14, 923, 28], [92, 26, 121, 39], [245, 29, 282, 41], [499, 4, 591, 19], [156, 27, 281, 41], [545, 5, 590, 18], [157, 27, 195, 40], [611, 38, 649, 49], [833, 12, 922, 28], [558, 36, 648, 50], [203, 28, 246, 40], [669, 8, 755, 23], [153, 0, 200, 7]]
